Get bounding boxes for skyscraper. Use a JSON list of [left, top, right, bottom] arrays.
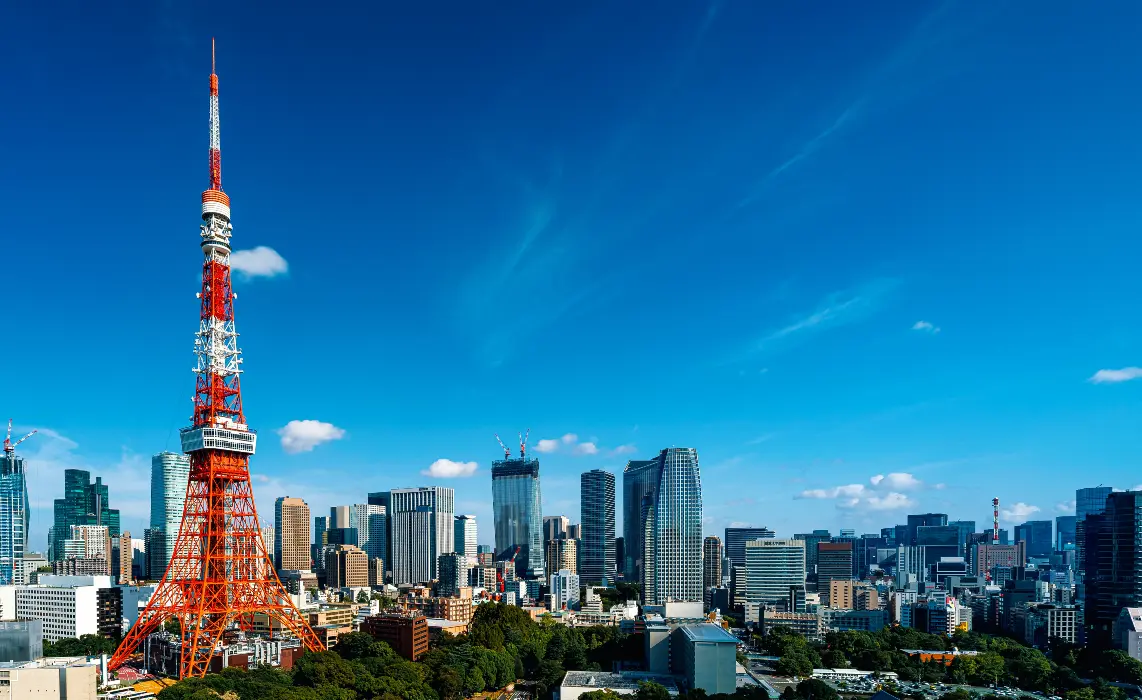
[[312, 516, 328, 570], [949, 520, 976, 557], [491, 457, 544, 578], [0, 451, 30, 585], [743, 539, 806, 608], [353, 503, 387, 562], [330, 506, 351, 530], [1076, 486, 1114, 576], [622, 459, 661, 582], [1014, 520, 1053, 559], [454, 515, 478, 558], [437, 552, 469, 597], [387, 487, 455, 585], [703, 536, 723, 607], [543, 516, 569, 543], [580, 469, 616, 585], [723, 527, 776, 568], [817, 541, 853, 606], [51, 470, 120, 561], [641, 448, 703, 605], [149, 452, 190, 576], [905, 513, 948, 547], [793, 530, 831, 591], [1084, 491, 1142, 647], [274, 497, 311, 571], [1056, 515, 1077, 552]]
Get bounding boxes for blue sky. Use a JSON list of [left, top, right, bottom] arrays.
[[4, 1, 1142, 551]]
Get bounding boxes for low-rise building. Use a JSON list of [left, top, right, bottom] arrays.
[[1025, 604, 1079, 646], [427, 618, 468, 640], [0, 657, 98, 700], [1115, 607, 1142, 661], [360, 612, 429, 661], [13, 575, 117, 642], [560, 671, 679, 700], [818, 608, 888, 634], [759, 610, 819, 640], [0, 621, 42, 662], [145, 633, 304, 675]]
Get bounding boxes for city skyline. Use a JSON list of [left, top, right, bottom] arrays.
[[6, 2, 1142, 550]]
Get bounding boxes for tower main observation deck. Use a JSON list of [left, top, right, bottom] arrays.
[[109, 43, 323, 679]]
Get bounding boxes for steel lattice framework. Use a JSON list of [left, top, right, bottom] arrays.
[[109, 42, 324, 678]]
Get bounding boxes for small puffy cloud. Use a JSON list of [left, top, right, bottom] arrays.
[[573, 442, 599, 455], [866, 492, 916, 510], [799, 484, 867, 499], [1089, 367, 1142, 384], [870, 472, 922, 490], [277, 420, 346, 454], [1055, 500, 1076, 513], [534, 439, 560, 453], [532, 433, 603, 456], [422, 459, 478, 478], [230, 246, 289, 278], [934, 483, 947, 490], [611, 444, 637, 455], [912, 320, 940, 334], [1001, 502, 1040, 520]]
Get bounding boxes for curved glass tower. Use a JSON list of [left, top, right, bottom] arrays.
[[0, 453, 29, 585], [646, 447, 704, 605], [492, 458, 544, 578]]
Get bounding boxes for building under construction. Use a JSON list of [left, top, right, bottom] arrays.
[[143, 632, 304, 676]]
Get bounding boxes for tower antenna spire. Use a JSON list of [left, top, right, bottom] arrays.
[[208, 40, 222, 191]]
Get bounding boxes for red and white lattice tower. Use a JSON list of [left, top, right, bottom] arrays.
[[110, 41, 323, 678]]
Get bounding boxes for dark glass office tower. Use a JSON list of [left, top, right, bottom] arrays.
[[723, 527, 776, 568], [622, 460, 661, 582], [1076, 486, 1114, 577], [1084, 491, 1142, 647], [905, 513, 948, 546], [1055, 515, 1077, 552], [1014, 520, 1053, 559], [580, 469, 616, 585], [492, 458, 544, 578], [51, 470, 120, 561]]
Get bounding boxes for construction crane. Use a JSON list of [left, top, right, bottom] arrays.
[[3, 419, 36, 455], [519, 429, 530, 458], [494, 434, 511, 459]]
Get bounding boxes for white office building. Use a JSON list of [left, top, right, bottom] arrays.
[[743, 539, 806, 607], [454, 515, 478, 558], [550, 569, 581, 609], [352, 504, 387, 561], [13, 575, 113, 642]]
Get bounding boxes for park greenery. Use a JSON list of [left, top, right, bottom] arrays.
[[758, 625, 1142, 700], [43, 633, 119, 657], [153, 603, 643, 700]]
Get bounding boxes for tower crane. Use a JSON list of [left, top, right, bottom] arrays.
[[519, 429, 530, 458], [494, 434, 511, 459], [3, 419, 36, 455]]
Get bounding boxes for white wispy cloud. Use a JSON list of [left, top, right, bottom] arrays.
[[611, 444, 638, 456], [1055, 500, 1076, 514], [534, 439, 561, 454], [230, 246, 289, 278], [746, 434, 775, 446], [572, 442, 599, 456], [531, 433, 604, 457], [1089, 367, 1142, 384], [754, 279, 899, 352], [865, 492, 916, 510], [1001, 502, 1040, 520], [869, 472, 923, 490], [912, 320, 941, 334], [276, 420, 346, 454], [422, 459, 479, 478]]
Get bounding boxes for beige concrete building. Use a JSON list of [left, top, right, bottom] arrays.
[[274, 497, 311, 571], [325, 545, 367, 589], [0, 659, 97, 700]]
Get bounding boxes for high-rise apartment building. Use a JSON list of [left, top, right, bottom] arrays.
[[437, 552, 469, 597], [817, 542, 853, 606], [274, 497, 311, 571], [491, 458, 544, 578], [325, 545, 368, 589], [743, 539, 805, 609], [580, 470, 616, 585], [312, 515, 329, 571], [1084, 491, 1142, 647], [0, 451, 30, 585], [353, 503, 387, 562], [703, 537, 723, 591], [51, 470, 120, 561], [545, 537, 578, 577], [723, 527, 776, 568], [622, 460, 661, 582], [641, 448, 703, 605], [550, 569, 580, 609], [1015, 520, 1054, 559], [454, 515, 478, 558], [386, 487, 455, 585], [148, 452, 189, 577]]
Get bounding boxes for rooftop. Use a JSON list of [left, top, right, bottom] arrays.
[[561, 671, 679, 692], [678, 623, 737, 644]]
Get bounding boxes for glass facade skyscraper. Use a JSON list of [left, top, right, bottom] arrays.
[[1015, 520, 1054, 559], [0, 453, 30, 585], [51, 470, 120, 561], [622, 459, 661, 582], [723, 527, 776, 568], [1056, 515, 1077, 552], [643, 447, 703, 605], [1076, 486, 1114, 577], [149, 452, 190, 575], [386, 487, 455, 585], [454, 514, 478, 558], [1083, 491, 1142, 647], [352, 503, 387, 562], [580, 469, 616, 585], [491, 458, 544, 578]]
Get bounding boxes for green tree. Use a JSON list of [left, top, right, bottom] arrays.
[[821, 649, 849, 669], [578, 692, 625, 700], [634, 681, 673, 700], [292, 652, 356, 688], [44, 634, 118, 656], [774, 650, 814, 678], [357, 590, 370, 604], [787, 678, 839, 700], [941, 690, 975, 700]]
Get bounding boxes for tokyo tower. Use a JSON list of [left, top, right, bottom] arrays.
[[110, 42, 323, 678]]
